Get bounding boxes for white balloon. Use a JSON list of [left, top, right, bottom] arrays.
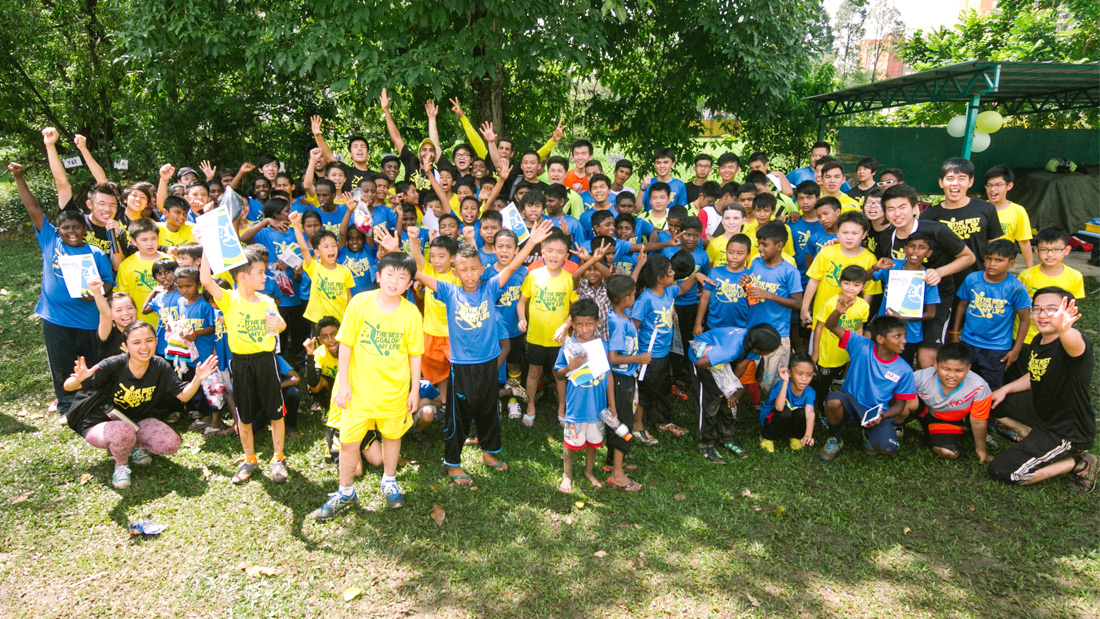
[[971, 131, 991, 153], [946, 115, 968, 138]]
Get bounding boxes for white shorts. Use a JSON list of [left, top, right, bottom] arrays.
[[564, 421, 604, 450]]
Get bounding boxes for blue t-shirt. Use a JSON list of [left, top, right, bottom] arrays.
[[957, 272, 1031, 351], [244, 198, 264, 223], [687, 327, 759, 368], [838, 330, 916, 412], [578, 208, 614, 240], [176, 297, 217, 366], [554, 340, 611, 424], [399, 228, 431, 257], [315, 204, 348, 236], [253, 227, 302, 306], [338, 246, 376, 296], [789, 218, 825, 281], [786, 168, 849, 192], [34, 222, 115, 330], [805, 230, 837, 267], [873, 266, 942, 344], [363, 204, 397, 232], [745, 259, 803, 337], [419, 379, 441, 401], [547, 213, 586, 243], [478, 248, 498, 267], [760, 381, 817, 426], [703, 265, 750, 329], [661, 245, 710, 306], [630, 286, 679, 360], [290, 196, 313, 214], [149, 289, 182, 356], [576, 238, 633, 268], [642, 179, 688, 210], [275, 355, 294, 380], [213, 308, 231, 371], [482, 264, 527, 339], [608, 311, 640, 377], [435, 278, 503, 364]]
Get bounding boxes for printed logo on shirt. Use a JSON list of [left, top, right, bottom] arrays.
[[796, 229, 813, 251], [272, 240, 296, 258], [839, 313, 863, 331], [410, 170, 432, 192], [967, 292, 1008, 319], [323, 222, 341, 236], [357, 321, 405, 356], [215, 315, 226, 339], [343, 256, 371, 278], [533, 287, 568, 313], [826, 261, 845, 286], [317, 275, 347, 301], [746, 274, 782, 297], [135, 269, 158, 291], [715, 279, 746, 304], [653, 305, 674, 333], [114, 384, 155, 408], [238, 314, 268, 343], [884, 370, 901, 382], [158, 306, 180, 325], [940, 217, 983, 241], [1027, 350, 1050, 382], [455, 300, 491, 331], [180, 316, 207, 333], [497, 285, 522, 309], [84, 231, 111, 253]]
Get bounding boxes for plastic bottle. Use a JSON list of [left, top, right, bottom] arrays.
[[265, 299, 279, 336], [743, 280, 759, 305], [598, 408, 632, 440]]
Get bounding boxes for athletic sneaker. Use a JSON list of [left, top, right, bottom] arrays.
[[862, 437, 879, 456], [506, 378, 529, 404], [232, 460, 260, 485], [1074, 453, 1099, 494], [634, 430, 659, 446], [759, 439, 775, 453], [698, 445, 727, 464], [112, 465, 132, 489], [895, 424, 906, 441], [312, 489, 358, 520], [382, 480, 405, 508], [269, 458, 288, 484], [722, 441, 749, 459], [130, 447, 152, 466], [819, 437, 843, 462], [507, 400, 522, 419], [985, 434, 999, 451], [789, 438, 803, 451]]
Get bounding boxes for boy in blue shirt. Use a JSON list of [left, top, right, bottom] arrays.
[[411, 221, 552, 486], [949, 239, 1031, 389], [663, 216, 711, 388], [870, 231, 941, 366], [820, 306, 918, 462], [481, 229, 530, 419], [805, 197, 841, 268], [606, 275, 650, 492], [554, 299, 617, 494], [690, 324, 781, 463], [759, 353, 817, 453], [741, 222, 803, 393], [694, 234, 752, 335]]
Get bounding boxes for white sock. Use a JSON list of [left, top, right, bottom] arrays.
[[381, 475, 396, 486], [338, 484, 355, 496]]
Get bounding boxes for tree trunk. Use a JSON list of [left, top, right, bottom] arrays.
[[474, 64, 505, 136]]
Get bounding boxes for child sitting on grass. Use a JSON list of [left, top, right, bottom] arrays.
[[759, 352, 817, 454]]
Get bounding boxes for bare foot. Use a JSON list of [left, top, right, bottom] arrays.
[[482, 454, 508, 471], [286, 429, 304, 439], [464, 436, 479, 445], [559, 477, 573, 493], [449, 466, 473, 487], [584, 472, 603, 489]]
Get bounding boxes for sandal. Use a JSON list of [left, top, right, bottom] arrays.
[[448, 473, 473, 486], [995, 422, 1023, 442], [606, 478, 644, 492], [187, 420, 209, 432], [657, 423, 687, 437], [601, 464, 638, 473], [485, 461, 508, 472], [522, 414, 536, 428]]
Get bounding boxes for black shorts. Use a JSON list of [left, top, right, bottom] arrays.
[[527, 343, 561, 368], [607, 372, 637, 454], [987, 426, 1085, 484], [920, 302, 952, 350], [963, 343, 1008, 390], [915, 401, 967, 455], [229, 351, 285, 425], [506, 334, 526, 367]]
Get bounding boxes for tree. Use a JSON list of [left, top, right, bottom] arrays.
[[832, 0, 870, 85], [864, 0, 904, 82]]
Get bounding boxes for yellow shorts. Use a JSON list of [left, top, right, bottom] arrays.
[[327, 407, 413, 443]]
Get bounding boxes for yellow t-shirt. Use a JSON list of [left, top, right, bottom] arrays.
[[117, 252, 171, 326], [157, 222, 195, 248], [806, 244, 882, 319], [423, 264, 459, 337], [335, 290, 424, 418], [743, 219, 795, 258], [1016, 264, 1085, 343], [212, 290, 278, 354], [707, 234, 732, 267], [996, 202, 1033, 243], [521, 268, 577, 347], [814, 295, 870, 369], [837, 194, 862, 213], [303, 261, 355, 322], [314, 344, 339, 382]]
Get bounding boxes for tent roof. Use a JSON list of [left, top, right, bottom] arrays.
[[808, 60, 1100, 117]]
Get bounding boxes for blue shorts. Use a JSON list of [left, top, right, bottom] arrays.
[[824, 391, 899, 454]]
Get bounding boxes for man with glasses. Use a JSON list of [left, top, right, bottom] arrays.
[[684, 154, 714, 204], [984, 165, 1034, 268], [987, 288, 1097, 493]]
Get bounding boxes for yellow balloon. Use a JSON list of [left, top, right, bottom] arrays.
[[976, 110, 1003, 134]]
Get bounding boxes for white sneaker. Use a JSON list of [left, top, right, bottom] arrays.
[[507, 401, 522, 419], [112, 465, 132, 489], [130, 448, 152, 466]]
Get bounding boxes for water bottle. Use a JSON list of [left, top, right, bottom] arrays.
[[598, 408, 632, 441], [265, 299, 279, 336]]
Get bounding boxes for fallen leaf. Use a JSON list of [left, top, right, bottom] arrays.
[[776, 506, 786, 517], [689, 559, 699, 569], [746, 593, 760, 607], [634, 523, 643, 529], [741, 489, 753, 498], [617, 605, 629, 611], [10, 492, 30, 504], [594, 550, 608, 558], [673, 494, 686, 501], [343, 587, 362, 602], [574, 501, 585, 509], [79, 473, 93, 485], [903, 527, 912, 535], [752, 505, 762, 512], [236, 561, 250, 571], [201, 466, 212, 482], [968, 505, 976, 511], [430, 504, 446, 526], [245, 565, 279, 577]]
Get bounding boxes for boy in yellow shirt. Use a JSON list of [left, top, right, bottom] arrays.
[[811, 265, 870, 412], [410, 234, 461, 403], [288, 211, 355, 331], [801, 211, 882, 327], [312, 252, 424, 518], [117, 218, 172, 326], [984, 165, 1034, 268], [199, 246, 289, 485], [742, 194, 794, 262], [157, 196, 195, 249], [1016, 227, 1085, 344], [518, 230, 578, 427]]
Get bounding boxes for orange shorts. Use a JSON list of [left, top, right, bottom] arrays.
[[422, 334, 451, 384], [738, 360, 757, 385]]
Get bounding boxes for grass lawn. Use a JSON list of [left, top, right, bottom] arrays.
[[0, 230, 1097, 618]]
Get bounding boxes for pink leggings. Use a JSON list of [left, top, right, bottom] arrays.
[[84, 418, 181, 465]]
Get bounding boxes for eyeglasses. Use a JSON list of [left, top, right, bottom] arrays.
[[877, 179, 897, 186], [984, 182, 1007, 189], [1030, 305, 1061, 316], [1036, 246, 1067, 254]]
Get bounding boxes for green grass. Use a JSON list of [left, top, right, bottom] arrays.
[[0, 231, 1097, 618]]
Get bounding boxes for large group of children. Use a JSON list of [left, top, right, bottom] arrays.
[[14, 103, 1098, 520]]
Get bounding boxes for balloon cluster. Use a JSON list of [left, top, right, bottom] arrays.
[[946, 111, 1003, 153]]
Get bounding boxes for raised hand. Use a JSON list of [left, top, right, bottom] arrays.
[[195, 355, 219, 381], [199, 160, 216, 181], [379, 88, 391, 111], [571, 244, 592, 263], [778, 367, 790, 382], [70, 356, 96, 384], [552, 119, 567, 143], [86, 276, 105, 296], [41, 127, 59, 146], [287, 210, 302, 227], [528, 219, 555, 245], [342, 191, 355, 206], [73, 134, 88, 150], [1048, 296, 1081, 334], [7, 162, 24, 177], [449, 97, 464, 117], [479, 121, 497, 143], [462, 226, 476, 245], [159, 163, 176, 181], [239, 161, 256, 175], [302, 337, 316, 356], [374, 226, 400, 254], [310, 115, 323, 135], [425, 99, 439, 119], [309, 147, 322, 163], [835, 294, 855, 314], [875, 257, 894, 271]]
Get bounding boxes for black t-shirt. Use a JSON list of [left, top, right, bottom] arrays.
[[67, 355, 185, 437], [876, 219, 968, 300], [337, 163, 375, 195], [846, 185, 873, 200], [98, 326, 125, 363], [1025, 334, 1096, 447], [398, 144, 436, 192], [919, 198, 1002, 289], [683, 180, 705, 204]]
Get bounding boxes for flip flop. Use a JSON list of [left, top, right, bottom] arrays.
[[601, 464, 638, 473], [485, 461, 508, 472], [657, 423, 687, 437], [448, 474, 473, 487], [522, 414, 536, 428], [606, 478, 643, 492]]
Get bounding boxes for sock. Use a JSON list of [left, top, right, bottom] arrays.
[[381, 474, 397, 486], [245, 455, 259, 464], [273, 452, 285, 462], [508, 371, 521, 382], [338, 484, 355, 496]]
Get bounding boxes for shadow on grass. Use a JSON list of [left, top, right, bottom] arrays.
[[0, 412, 38, 435], [107, 456, 210, 529]]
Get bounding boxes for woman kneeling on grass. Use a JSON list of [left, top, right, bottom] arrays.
[[64, 321, 218, 489]]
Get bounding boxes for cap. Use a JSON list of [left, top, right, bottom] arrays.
[[178, 167, 198, 180]]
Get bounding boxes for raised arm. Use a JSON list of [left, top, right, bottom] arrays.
[[481, 161, 511, 206], [302, 148, 321, 198], [538, 119, 565, 162], [73, 134, 108, 185], [311, 115, 337, 164], [287, 211, 313, 269], [480, 122, 505, 172], [229, 161, 255, 191], [450, 98, 487, 158], [8, 163, 44, 231], [380, 88, 405, 154], [823, 295, 855, 340], [41, 127, 72, 209], [176, 356, 219, 403], [198, 251, 225, 303], [413, 269, 438, 293], [500, 220, 553, 282], [425, 100, 443, 162], [86, 276, 115, 342], [156, 164, 175, 216]]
